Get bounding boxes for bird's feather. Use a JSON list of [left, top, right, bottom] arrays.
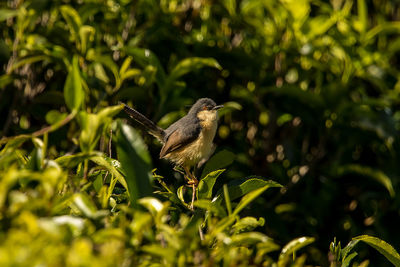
[[160, 122, 201, 158]]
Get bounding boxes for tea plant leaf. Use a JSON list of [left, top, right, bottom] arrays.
[[124, 47, 166, 88], [341, 239, 359, 263], [230, 232, 270, 246], [64, 55, 83, 112], [338, 164, 395, 197], [79, 25, 95, 54], [168, 57, 221, 83], [352, 235, 400, 266], [78, 105, 123, 152], [45, 110, 68, 125], [278, 237, 316, 267], [141, 244, 176, 263], [0, 9, 19, 21], [232, 217, 265, 234], [216, 177, 282, 202], [55, 151, 101, 168], [116, 122, 152, 207], [201, 150, 235, 178], [232, 184, 271, 216], [55, 151, 128, 190], [198, 169, 225, 199], [342, 252, 358, 267], [60, 5, 82, 41]]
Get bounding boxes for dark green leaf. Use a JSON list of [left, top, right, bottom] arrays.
[[201, 150, 235, 178], [116, 122, 152, 207]]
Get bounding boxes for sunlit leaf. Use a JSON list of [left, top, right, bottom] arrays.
[[60, 5, 82, 41], [64, 55, 84, 111], [342, 252, 358, 267], [0, 9, 19, 21], [79, 25, 95, 54], [45, 110, 68, 125], [278, 237, 315, 267], [232, 217, 265, 234], [230, 232, 270, 246], [198, 169, 225, 199], [352, 235, 400, 266], [215, 177, 282, 203]]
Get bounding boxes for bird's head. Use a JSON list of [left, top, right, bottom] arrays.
[[189, 98, 223, 124]]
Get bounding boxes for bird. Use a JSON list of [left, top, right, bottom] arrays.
[[121, 98, 223, 209]]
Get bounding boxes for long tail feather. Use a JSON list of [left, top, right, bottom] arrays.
[[120, 102, 165, 142]]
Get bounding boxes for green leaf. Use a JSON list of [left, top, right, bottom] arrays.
[[79, 25, 95, 54], [352, 235, 400, 266], [116, 122, 152, 207], [0, 75, 13, 89], [55, 151, 128, 190], [71, 193, 108, 219], [55, 151, 101, 168], [198, 169, 225, 199], [77, 111, 101, 152], [60, 5, 82, 41], [341, 240, 359, 264], [168, 57, 221, 84], [230, 232, 270, 246], [141, 244, 176, 263], [64, 55, 84, 111], [232, 184, 272, 216], [0, 9, 19, 21], [90, 155, 128, 192], [78, 105, 123, 152], [124, 47, 166, 88], [45, 110, 68, 125], [278, 237, 316, 267], [232, 217, 265, 234], [201, 150, 235, 178], [341, 252, 357, 267], [216, 177, 282, 203], [0, 135, 31, 154], [89, 55, 121, 90], [337, 164, 395, 197], [222, 0, 236, 16], [193, 199, 225, 215], [138, 197, 164, 216]]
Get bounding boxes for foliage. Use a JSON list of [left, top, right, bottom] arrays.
[[1, 0, 400, 265]]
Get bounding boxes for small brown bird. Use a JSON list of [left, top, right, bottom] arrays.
[[121, 98, 223, 209]]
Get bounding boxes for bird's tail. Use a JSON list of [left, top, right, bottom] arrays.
[[120, 102, 165, 142]]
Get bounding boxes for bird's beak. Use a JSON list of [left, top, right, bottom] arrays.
[[213, 105, 224, 110]]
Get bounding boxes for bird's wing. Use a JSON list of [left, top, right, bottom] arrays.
[[159, 123, 200, 159]]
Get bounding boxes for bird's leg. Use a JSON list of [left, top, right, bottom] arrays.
[[183, 166, 198, 210]]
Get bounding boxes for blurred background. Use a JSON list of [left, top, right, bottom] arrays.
[[1, 0, 400, 265]]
